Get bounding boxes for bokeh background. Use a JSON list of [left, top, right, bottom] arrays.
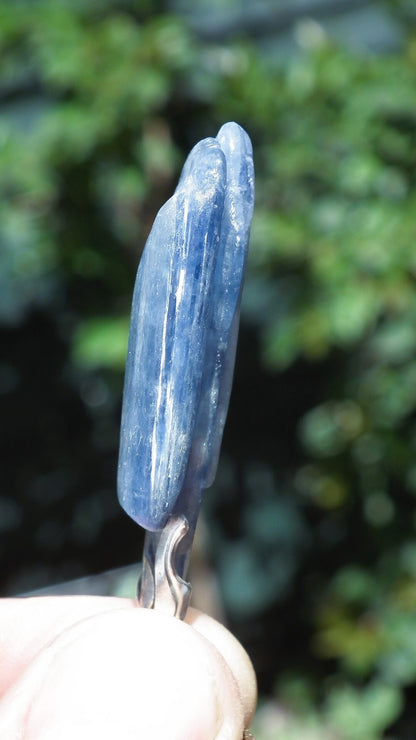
[[2, 0, 416, 737]]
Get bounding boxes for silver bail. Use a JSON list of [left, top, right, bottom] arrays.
[[137, 515, 192, 620]]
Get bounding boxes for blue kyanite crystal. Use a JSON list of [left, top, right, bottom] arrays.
[[118, 122, 254, 532]]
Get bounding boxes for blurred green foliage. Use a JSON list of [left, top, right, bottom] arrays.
[[0, 0, 196, 326], [3, 0, 416, 737]]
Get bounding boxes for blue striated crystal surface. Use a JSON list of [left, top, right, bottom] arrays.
[[118, 122, 254, 531]]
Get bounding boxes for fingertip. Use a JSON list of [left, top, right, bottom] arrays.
[[1, 600, 255, 740], [20, 609, 227, 740], [185, 607, 257, 726]]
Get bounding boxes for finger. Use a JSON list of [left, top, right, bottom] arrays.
[[0, 607, 246, 740], [0, 596, 257, 729], [0, 596, 135, 695], [185, 607, 257, 727]]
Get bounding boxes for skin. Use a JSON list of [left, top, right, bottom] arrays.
[[0, 596, 257, 739]]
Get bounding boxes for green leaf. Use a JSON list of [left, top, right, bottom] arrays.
[[72, 316, 129, 370]]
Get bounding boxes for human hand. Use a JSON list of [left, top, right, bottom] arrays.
[[0, 596, 256, 739]]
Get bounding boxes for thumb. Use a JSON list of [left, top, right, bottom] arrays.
[[0, 606, 252, 740]]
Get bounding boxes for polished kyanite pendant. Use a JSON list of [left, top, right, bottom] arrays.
[[118, 122, 254, 618]]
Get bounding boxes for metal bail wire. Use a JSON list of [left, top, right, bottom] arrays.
[[137, 515, 192, 620]]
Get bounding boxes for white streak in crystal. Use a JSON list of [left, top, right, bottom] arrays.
[[176, 268, 186, 304], [151, 270, 170, 492]]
